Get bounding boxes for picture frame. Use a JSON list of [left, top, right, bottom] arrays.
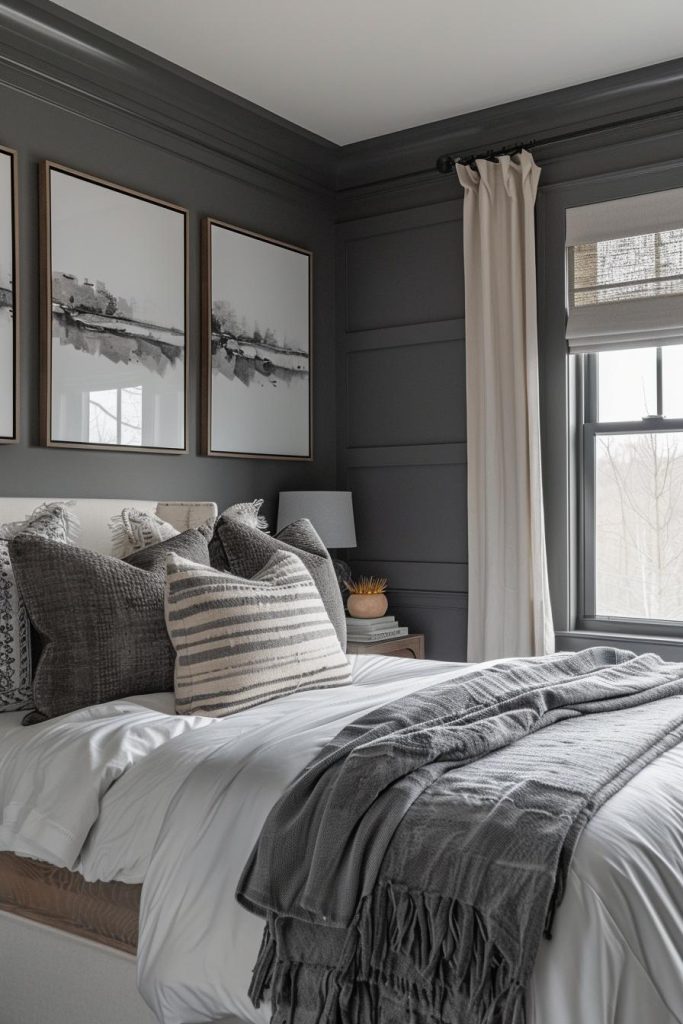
[[40, 161, 189, 453], [201, 217, 312, 460], [0, 145, 19, 444]]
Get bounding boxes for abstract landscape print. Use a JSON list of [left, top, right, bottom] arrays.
[[202, 218, 312, 460], [41, 163, 188, 452], [0, 146, 18, 443]]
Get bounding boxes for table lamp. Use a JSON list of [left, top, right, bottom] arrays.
[[277, 490, 356, 591]]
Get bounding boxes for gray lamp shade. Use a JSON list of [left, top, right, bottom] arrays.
[[277, 491, 356, 549]]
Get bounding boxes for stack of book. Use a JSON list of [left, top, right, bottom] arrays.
[[346, 615, 408, 644]]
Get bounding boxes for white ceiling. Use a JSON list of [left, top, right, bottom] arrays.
[[54, 0, 683, 145]]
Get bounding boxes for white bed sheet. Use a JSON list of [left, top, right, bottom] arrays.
[[1, 654, 682, 1024]]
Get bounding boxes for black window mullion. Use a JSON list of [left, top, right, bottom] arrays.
[[584, 353, 598, 423], [582, 421, 597, 619]]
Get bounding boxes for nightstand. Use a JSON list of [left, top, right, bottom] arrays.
[[346, 634, 425, 659]]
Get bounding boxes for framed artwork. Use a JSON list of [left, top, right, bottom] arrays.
[[40, 162, 188, 453], [0, 145, 18, 444], [202, 217, 312, 460]]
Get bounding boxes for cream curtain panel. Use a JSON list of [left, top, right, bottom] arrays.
[[457, 151, 554, 661]]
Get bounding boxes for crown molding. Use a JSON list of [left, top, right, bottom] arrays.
[[4, 2, 683, 211], [0, 0, 338, 201], [336, 57, 683, 197]]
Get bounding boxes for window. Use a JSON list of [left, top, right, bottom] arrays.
[[567, 188, 683, 634], [581, 347, 683, 629]]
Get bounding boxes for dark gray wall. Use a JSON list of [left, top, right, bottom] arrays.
[[335, 57, 683, 661], [336, 201, 468, 660], [0, 0, 338, 522]]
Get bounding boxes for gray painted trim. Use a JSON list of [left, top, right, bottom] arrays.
[[0, 0, 336, 199], [389, 589, 468, 608], [351, 560, 468, 592], [556, 630, 683, 661], [386, 589, 468, 661], [336, 57, 683, 192], [341, 202, 463, 333], [344, 443, 466, 467], [339, 199, 463, 237], [5, 1, 683, 206], [541, 150, 683, 197], [342, 318, 465, 352], [336, 183, 466, 641]]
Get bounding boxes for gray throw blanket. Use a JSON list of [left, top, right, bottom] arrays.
[[237, 648, 683, 1024]]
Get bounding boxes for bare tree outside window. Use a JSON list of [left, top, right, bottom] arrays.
[[595, 432, 683, 620]]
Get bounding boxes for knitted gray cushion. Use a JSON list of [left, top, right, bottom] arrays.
[[10, 527, 211, 723], [210, 516, 346, 650], [124, 523, 212, 571]]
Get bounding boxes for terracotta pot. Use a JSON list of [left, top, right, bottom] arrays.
[[347, 593, 388, 619]]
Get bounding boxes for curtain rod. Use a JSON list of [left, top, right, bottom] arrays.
[[435, 102, 683, 173]]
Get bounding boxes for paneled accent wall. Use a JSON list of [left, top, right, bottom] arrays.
[[336, 55, 683, 661], [337, 201, 468, 660]]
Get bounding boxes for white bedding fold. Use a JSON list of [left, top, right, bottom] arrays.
[[0, 700, 214, 868]]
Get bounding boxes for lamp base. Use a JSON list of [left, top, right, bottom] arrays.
[[332, 557, 352, 601]]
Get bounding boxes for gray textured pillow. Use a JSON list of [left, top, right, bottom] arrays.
[[10, 527, 210, 723], [0, 502, 80, 713], [210, 516, 346, 650], [124, 523, 212, 571], [166, 551, 351, 718]]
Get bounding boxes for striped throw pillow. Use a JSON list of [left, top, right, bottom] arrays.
[[165, 551, 351, 717]]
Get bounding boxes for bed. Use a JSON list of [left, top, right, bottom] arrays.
[[1, 496, 682, 1024]]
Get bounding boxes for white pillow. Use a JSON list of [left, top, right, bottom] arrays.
[[109, 507, 179, 558]]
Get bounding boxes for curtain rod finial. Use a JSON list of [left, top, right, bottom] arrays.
[[436, 155, 456, 174]]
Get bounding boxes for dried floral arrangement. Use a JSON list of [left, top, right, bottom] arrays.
[[344, 575, 388, 595]]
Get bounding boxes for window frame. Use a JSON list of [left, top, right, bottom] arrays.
[[578, 349, 683, 636]]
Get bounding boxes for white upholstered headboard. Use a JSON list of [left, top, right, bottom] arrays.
[[0, 498, 218, 554]]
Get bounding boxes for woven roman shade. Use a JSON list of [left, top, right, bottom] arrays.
[[566, 187, 683, 352]]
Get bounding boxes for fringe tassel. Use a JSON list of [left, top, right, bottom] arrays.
[[222, 499, 270, 532], [30, 500, 80, 544], [254, 882, 528, 1024], [249, 915, 276, 1008]]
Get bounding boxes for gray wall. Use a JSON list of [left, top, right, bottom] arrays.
[[335, 57, 683, 661], [0, 0, 338, 523], [336, 200, 468, 660]]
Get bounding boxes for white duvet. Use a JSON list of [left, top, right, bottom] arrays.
[[1, 655, 682, 1024]]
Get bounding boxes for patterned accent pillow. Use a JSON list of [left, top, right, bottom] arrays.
[[0, 500, 80, 543], [210, 516, 346, 650], [0, 502, 79, 713], [109, 507, 180, 558], [10, 527, 211, 723], [166, 551, 351, 718]]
